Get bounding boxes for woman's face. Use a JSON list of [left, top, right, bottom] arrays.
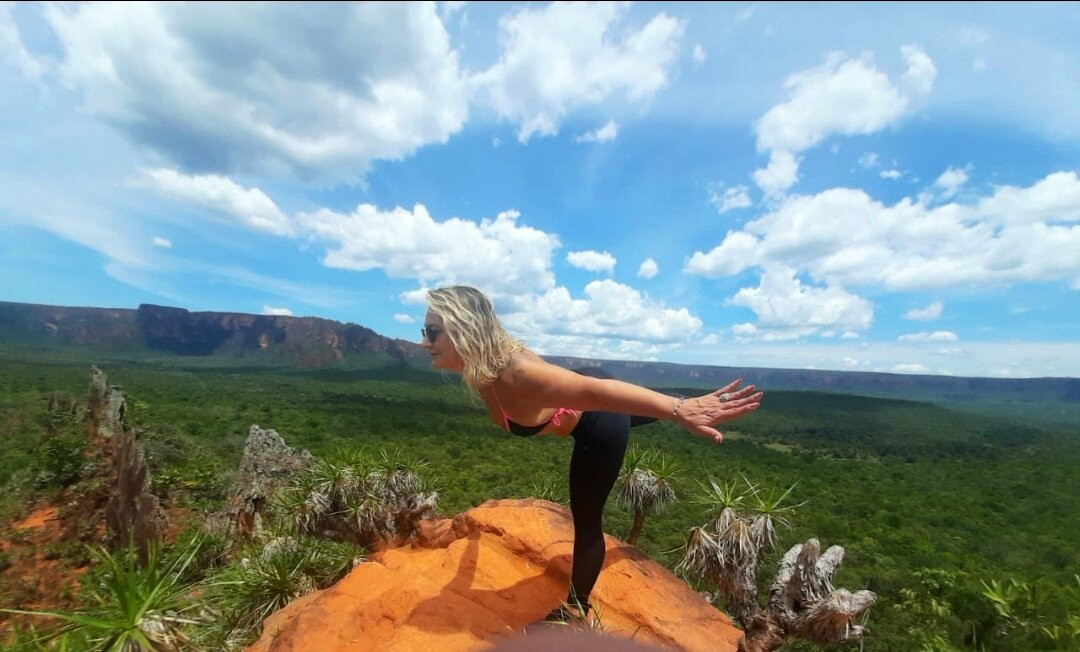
[[421, 310, 464, 372]]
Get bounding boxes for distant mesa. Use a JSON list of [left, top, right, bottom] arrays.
[[0, 300, 426, 368], [1, 300, 1075, 403]]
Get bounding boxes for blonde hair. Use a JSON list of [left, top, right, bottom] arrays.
[[427, 286, 523, 395]]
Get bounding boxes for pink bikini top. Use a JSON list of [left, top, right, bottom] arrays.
[[490, 385, 574, 437]]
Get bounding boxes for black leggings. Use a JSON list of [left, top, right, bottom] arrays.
[[565, 410, 631, 608]]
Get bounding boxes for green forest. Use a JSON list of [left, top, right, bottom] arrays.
[[0, 354, 1077, 650]]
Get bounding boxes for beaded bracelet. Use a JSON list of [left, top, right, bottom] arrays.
[[671, 396, 685, 420]]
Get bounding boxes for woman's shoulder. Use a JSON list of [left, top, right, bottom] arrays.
[[499, 349, 546, 382], [500, 350, 582, 391]]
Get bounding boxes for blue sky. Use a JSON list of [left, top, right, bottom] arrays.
[[1, 2, 1078, 378]]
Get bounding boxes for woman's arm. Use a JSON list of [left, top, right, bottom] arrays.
[[505, 354, 762, 443]]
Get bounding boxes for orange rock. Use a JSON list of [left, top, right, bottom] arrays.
[[14, 507, 58, 530], [247, 499, 741, 652]]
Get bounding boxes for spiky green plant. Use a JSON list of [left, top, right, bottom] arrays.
[[201, 535, 363, 648], [615, 446, 680, 545], [2, 539, 204, 651], [744, 477, 800, 551], [271, 447, 437, 547], [527, 477, 567, 504]]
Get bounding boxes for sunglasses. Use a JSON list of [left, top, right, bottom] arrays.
[[421, 326, 443, 343]]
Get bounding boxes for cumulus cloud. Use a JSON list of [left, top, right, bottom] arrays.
[[892, 363, 930, 374], [935, 166, 970, 198], [142, 168, 292, 236], [904, 300, 943, 321], [574, 120, 619, 144], [262, 305, 293, 316], [473, 2, 683, 142], [858, 152, 880, 168], [42, 3, 468, 183], [880, 169, 903, 180], [752, 46, 937, 196], [899, 331, 958, 342], [637, 257, 659, 279], [501, 280, 702, 346], [567, 250, 616, 275], [686, 171, 1080, 295], [726, 266, 874, 339], [298, 205, 558, 297], [152, 236, 172, 249], [692, 43, 706, 65], [708, 183, 753, 213], [392, 313, 415, 323]]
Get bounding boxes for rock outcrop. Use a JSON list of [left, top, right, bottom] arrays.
[[247, 499, 743, 652], [93, 368, 164, 558], [225, 425, 315, 537]]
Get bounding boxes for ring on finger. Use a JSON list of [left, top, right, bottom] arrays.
[[719, 392, 731, 402]]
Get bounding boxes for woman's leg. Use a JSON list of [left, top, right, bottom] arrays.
[[565, 410, 630, 610]]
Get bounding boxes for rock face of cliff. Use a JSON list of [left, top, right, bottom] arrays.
[[247, 499, 742, 652], [0, 300, 424, 368]]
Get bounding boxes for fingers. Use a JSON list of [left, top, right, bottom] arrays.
[[724, 392, 763, 409], [694, 425, 724, 444], [714, 401, 760, 423], [713, 383, 757, 402], [713, 379, 742, 394]]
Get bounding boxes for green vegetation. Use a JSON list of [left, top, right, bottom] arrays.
[[0, 355, 1077, 650]]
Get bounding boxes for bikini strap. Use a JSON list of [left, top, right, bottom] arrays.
[[489, 384, 512, 431]]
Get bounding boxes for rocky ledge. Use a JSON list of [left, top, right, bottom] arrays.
[[247, 499, 742, 651]]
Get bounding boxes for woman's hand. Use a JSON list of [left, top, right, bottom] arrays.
[[674, 379, 762, 444]]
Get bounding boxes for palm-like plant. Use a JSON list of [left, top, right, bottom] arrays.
[[678, 476, 874, 652], [2, 539, 204, 651], [272, 447, 438, 547], [615, 446, 680, 546]]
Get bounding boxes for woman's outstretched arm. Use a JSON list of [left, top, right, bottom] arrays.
[[504, 354, 762, 443]]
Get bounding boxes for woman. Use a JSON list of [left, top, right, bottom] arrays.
[[422, 286, 762, 623]]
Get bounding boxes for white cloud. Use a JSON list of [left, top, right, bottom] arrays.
[[700, 333, 719, 346], [671, 339, 1080, 379], [880, 169, 903, 180], [891, 363, 929, 374], [393, 313, 415, 323], [727, 266, 874, 337], [566, 250, 616, 275], [43, 3, 469, 183], [692, 43, 706, 65], [708, 183, 753, 213], [752, 151, 800, 198], [298, 205, 558, 297], [142, 168, 292, 236], [899, 331, 958, 342], [262, 305, 293, 316], [574, 120, 619, 144], [686, 172, 1080, 293], [473, 3, 683, 142], [637, 257, 659, 279], [935, 166, 970, 198], [858, 152, 880, 168], [904, 300, 943, 321], [152, 236, 173, 249], [501, 280, 702, 347], [752, 46, 937, 196], [1, 3, 46, 78]]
